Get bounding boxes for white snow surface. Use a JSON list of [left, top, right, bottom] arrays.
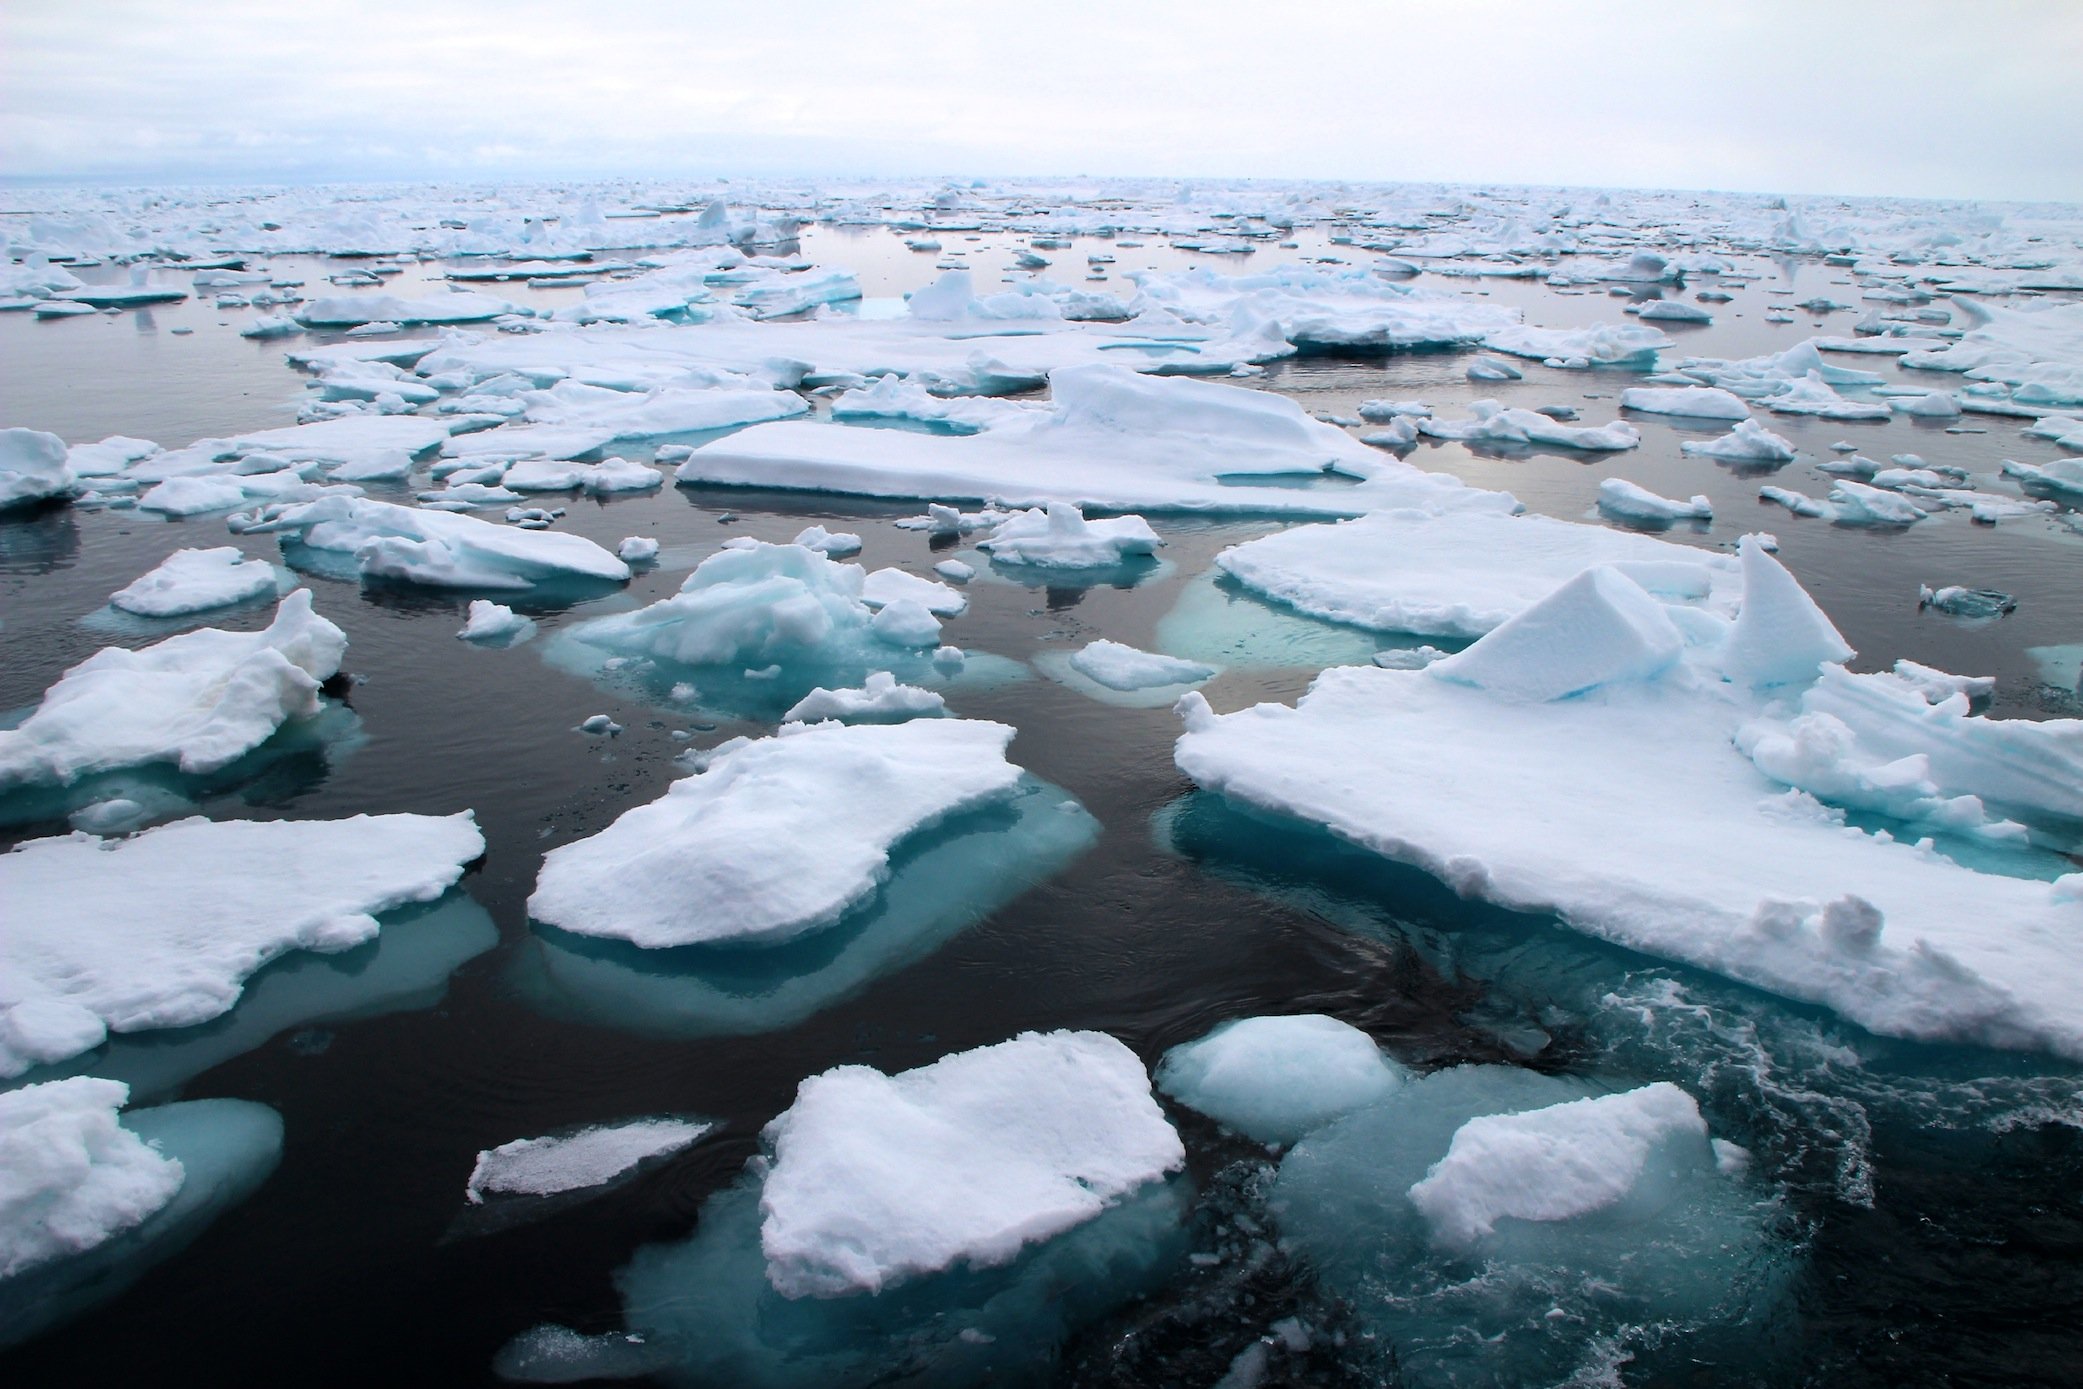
[[108, 548, 278, 618], [757, 1030, 1184, 1297], [1215, 509, 1738, 640], [0, 591, 345, 790], [1406, 1083, 1709, 1247], [677, 365, 1509, 517], [1597, 477, 1713, 523], [0, 812, 485, 1075], [466, 1119, 711, 1204], [527, 719, 1025, 948], [1174, 543, 2083, 1058], [0, 1078, 184, 1278]]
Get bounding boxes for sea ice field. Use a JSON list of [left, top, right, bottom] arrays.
[[3, 176, 2081, 1388]]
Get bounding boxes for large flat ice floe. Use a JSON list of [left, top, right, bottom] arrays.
[[0, 811, 484, 1076], [1175, 541, 2083, 1058], [676, 364, 1511, 517], [758, 1030, 1184, 1297], [529, 718, 1024, 948], [107, 547, 281, 618], [0, 591, 345, 790], [1214, 509, 1739, 639], [231, 495, 630, 590]]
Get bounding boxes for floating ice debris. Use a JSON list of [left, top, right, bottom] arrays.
[[1680, 418, 1798, 464], [1174, 542, 2083, 1056], [0, 1078, 182, 1279], [296, 292, 519, 327], [107, 547, 279, 618], [0, 429, 78, 510], [1895, 391, 1962, 419], [457, 600, 535, 643], [1919, 585, 2016, 620], [933, 559, 974, 583], [232, 495, 630, 590], [1760, 485, 1830, 518], [1596, 478, 1712, 524], [1482, 321, 1671, 369], [503, 457, 663, 494], [576, 714, 621, 735], [238, 314, 300, 340], [1357, 398, 1432, 421], [492, 1325, 677, 1384], [1760, 371, 1892, 421], [791, 524, 862, 557], [978, 501, 1162, 567], [530, 718, 1025, 948], [783, 672, 946, 724], [1408, 1082, 1709, 1246], [1215, 510, 1737, 639], [679, 364, 1501, 517], [1633, 299, 1713, 323], [758, 1030, 1184, 1296], [1617, 385, 1749, 420], [566, 540, 921, 669], [616, 535, 658, 563], [1419, 401, 1640, 451], [0, 591, 344, 791], [1828, 479, 1926, 526], [1465, 355, 1522, 381], [466, 1119, 712, 1204], [1068, 640, 1216, 692], [1, 1089, 282, 1350], [1999, 456, 2083, 498], [1274, 1065, 1777, 1387], [0, 811, 483, 1076], [1155, 1014, 1406, 1147]]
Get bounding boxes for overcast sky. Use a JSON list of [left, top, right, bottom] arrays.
[[5, 0, 2079, 202]]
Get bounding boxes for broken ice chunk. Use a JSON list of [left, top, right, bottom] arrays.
[[466, 1118, 712, 1204], [1156, 1014, 1406, 1146]]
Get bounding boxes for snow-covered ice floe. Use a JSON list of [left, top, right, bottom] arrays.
[[107, 547, 282, 619], [529, 719, 1025, 948], [782, 671, 945, 724], [1272, 1066, 1784, 1387], [545, 1031, 1187, 1386], [1175, 537, 2083, 1058], [231, 495, 631, 592], [508, 774, 1095, 1040], [1, 1080, 283, 1348], [466, 1118, 712, 1205], [977, 501, 1162, 568], [676, 364, 1509, 517], [1213, 509, 1738, 639], [457, 599, 536, 645], [0, 811, 484, 1077], [1418, 400, 1640, 452], [0, 591, 345, 791]]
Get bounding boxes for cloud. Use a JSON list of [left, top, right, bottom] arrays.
[[3, 0, 2078, 200]]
